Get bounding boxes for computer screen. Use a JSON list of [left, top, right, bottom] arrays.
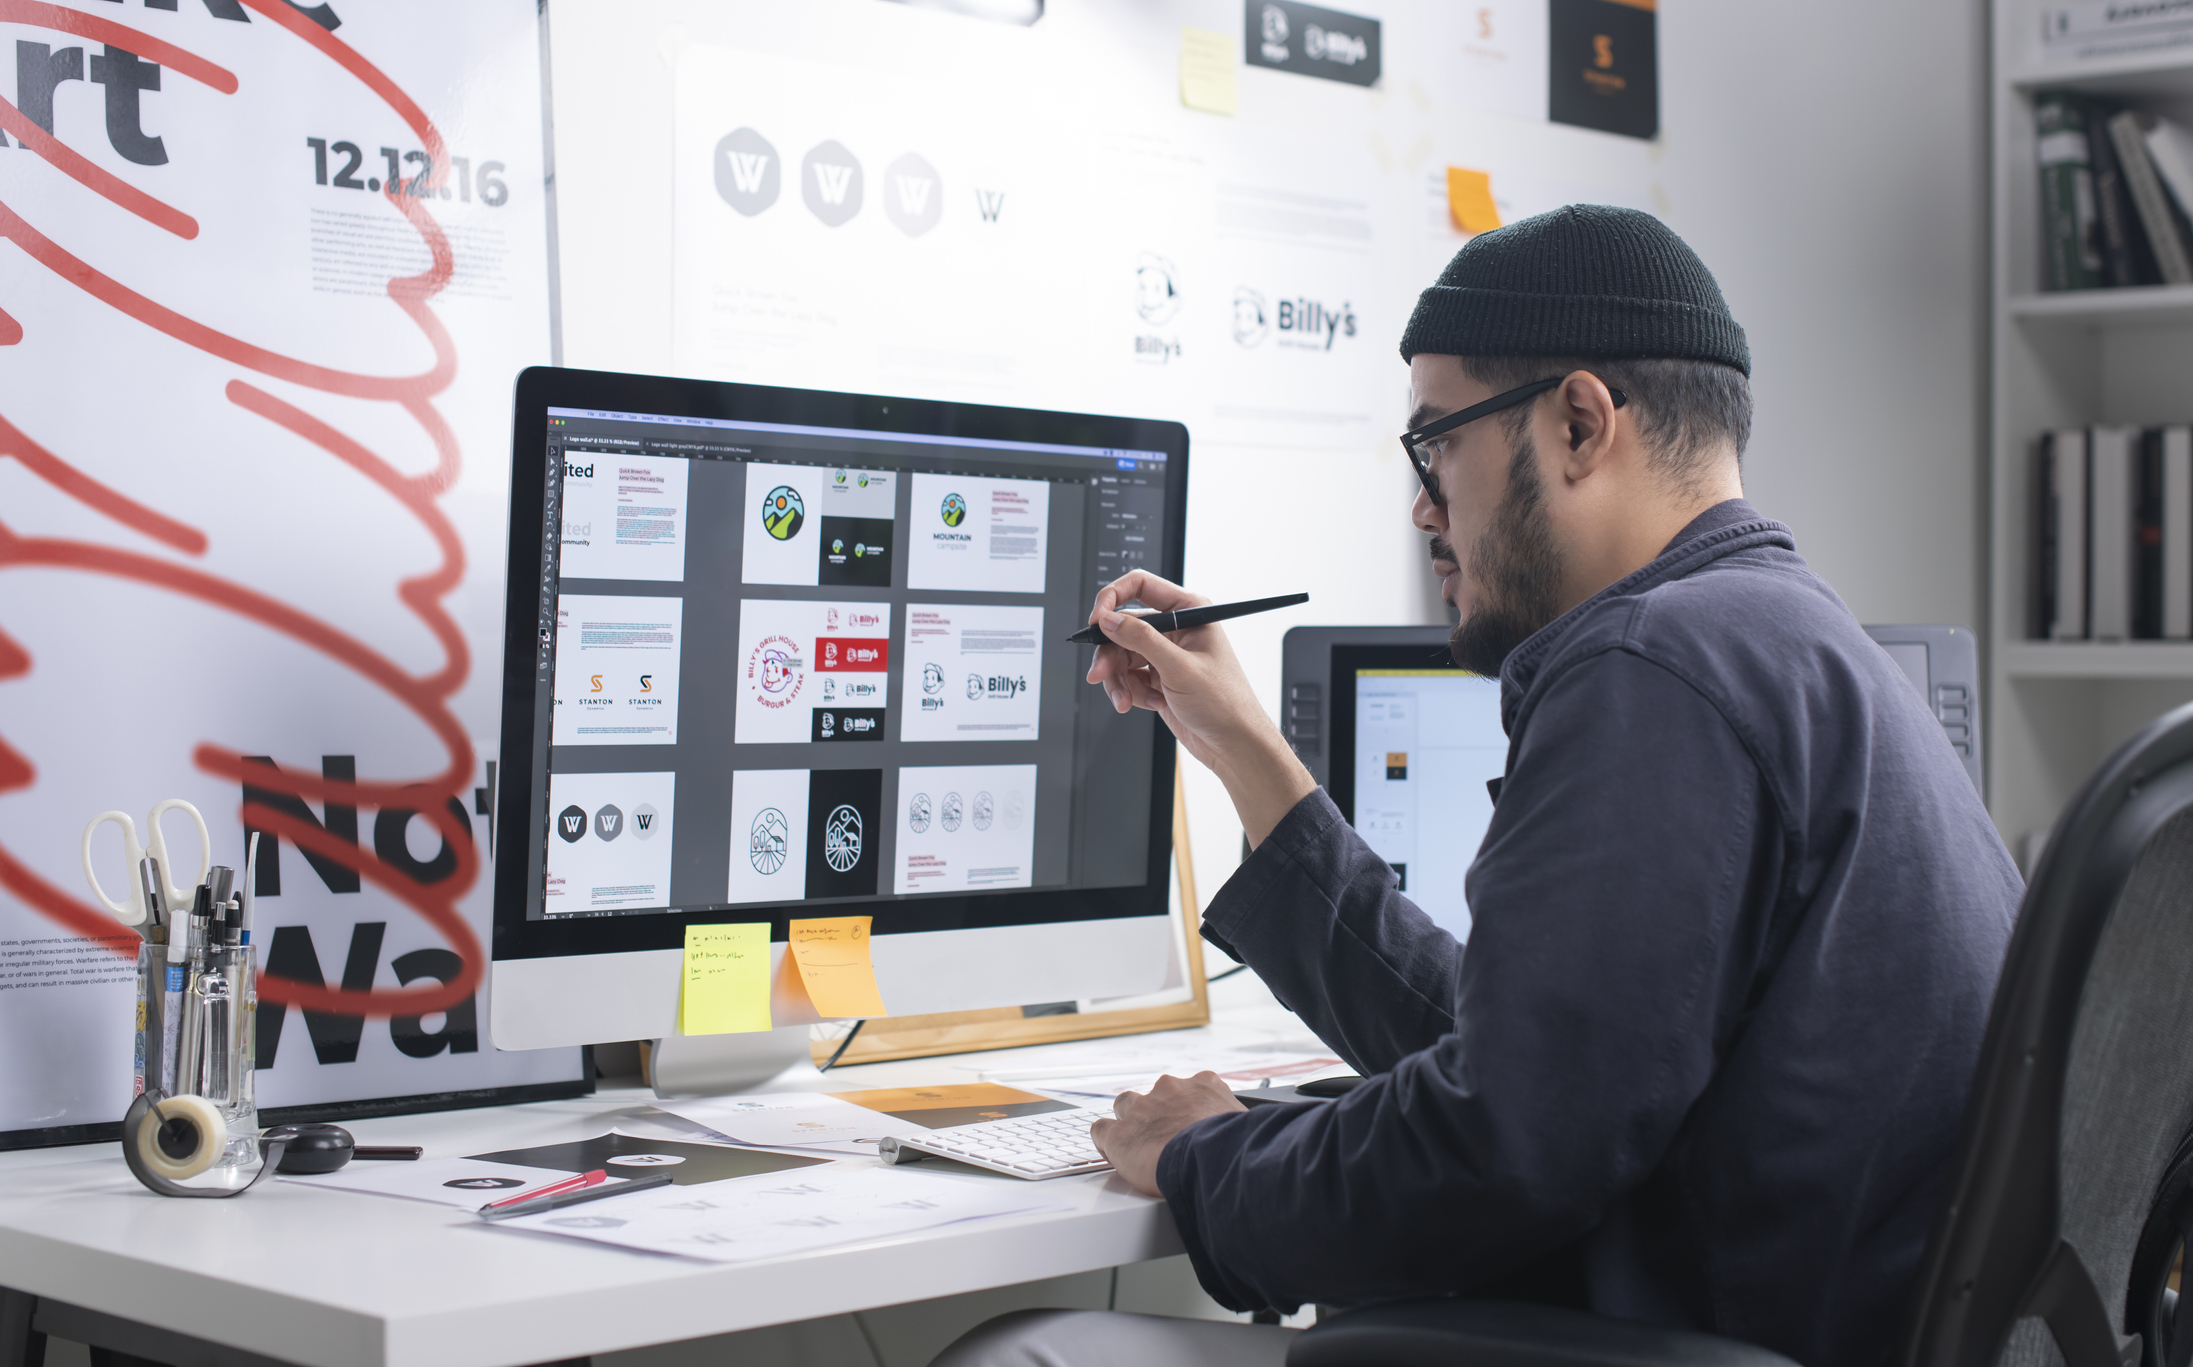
[[492, 369, 1189, 1047], [1279, 630, 1505, 944]]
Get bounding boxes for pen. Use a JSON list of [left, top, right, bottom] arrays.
[[477, 1172, 674, 1221], [1066, 592, 1309, 646], [354, 1146, 423, 1160], [483, 1168, 608, 1211]]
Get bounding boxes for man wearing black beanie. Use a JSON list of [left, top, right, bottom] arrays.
[[935, 207, 2020, 1367]]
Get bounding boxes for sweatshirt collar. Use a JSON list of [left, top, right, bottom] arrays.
[[1496, 498, 1795, 709]]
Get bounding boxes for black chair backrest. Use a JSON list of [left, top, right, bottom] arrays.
[[1900, 701, 2193, 1367]]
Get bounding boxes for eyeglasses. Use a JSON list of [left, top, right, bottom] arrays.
[[1400, 377, 1628, 507]]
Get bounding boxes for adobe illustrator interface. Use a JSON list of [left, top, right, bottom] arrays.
[[527, 406, 1170, 920]]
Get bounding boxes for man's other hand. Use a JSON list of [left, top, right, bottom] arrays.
[[1089, 1071, 1247, 1197], [1085, 570, 1314, 846]]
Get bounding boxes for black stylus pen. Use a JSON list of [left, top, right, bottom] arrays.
[[1065, 592, 1309, 646]]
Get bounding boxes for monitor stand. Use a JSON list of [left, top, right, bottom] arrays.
[[649, 1026, 813, 1097]]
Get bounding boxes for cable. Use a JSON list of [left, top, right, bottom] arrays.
[[1208, 964, 1250, 983], [819, 1019, 866, 1072]]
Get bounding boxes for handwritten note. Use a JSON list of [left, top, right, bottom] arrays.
[[787, 916, 887, 1019], [1180, 27, 1238, 116], [680, 923, 772, 1035], [1446, 168, 1502, 235]]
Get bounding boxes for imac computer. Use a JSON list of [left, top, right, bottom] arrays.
[[1277, 621, 1984, 947], [1279, 628, 1504, 943], [490, 368, 1190, 1050]]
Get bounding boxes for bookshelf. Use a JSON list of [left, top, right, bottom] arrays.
[[1990, 4, 2193, 854]]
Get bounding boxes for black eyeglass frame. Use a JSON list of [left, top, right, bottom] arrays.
[[1400, 376, 1628, 507]]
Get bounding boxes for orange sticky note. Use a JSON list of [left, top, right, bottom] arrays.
[[679, 923, 773, 1035], [788, 916, 888, 1019], [1447, 168, 1502, 234]]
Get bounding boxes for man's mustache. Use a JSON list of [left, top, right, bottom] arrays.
[[1429, 536, 1458, 566]]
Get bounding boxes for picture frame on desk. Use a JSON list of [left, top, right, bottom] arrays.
[[801, 767, 1212, 1068]]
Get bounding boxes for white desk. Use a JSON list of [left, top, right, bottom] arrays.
[[0, 975, 1323, 1367]]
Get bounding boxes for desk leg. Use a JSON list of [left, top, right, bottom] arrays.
[[1, 1288, 47, 1367]]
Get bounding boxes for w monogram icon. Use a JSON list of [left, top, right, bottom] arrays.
[[802, 140, 863, 226], [884, 152, 942, 237], [712, 128, 780, 216]]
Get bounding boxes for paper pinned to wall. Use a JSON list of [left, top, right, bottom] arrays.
[[787, 916, 888, 1018], [1446, 168, 1503, 234], [1180, 27, 1239, 115], [680, 923, 773, 1035]]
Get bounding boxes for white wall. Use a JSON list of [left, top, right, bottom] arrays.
[[545, 0, 1987, 899]]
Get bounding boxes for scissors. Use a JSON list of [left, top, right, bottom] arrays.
[[81, 799, 211, 928]]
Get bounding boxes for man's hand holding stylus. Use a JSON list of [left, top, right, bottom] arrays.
[[1086, 570, 1316, 848]]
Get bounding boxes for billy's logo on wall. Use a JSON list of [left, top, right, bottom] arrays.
[[1245, 0, 1382, 88], [1234, 288, 1358, 350]]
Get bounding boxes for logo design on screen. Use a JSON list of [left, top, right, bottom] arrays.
[[747, 633, 805, 709], [908, 792, 932, 834], [923, 663, 945, 696], [973, 792, 994, 831], [824, 804, 864, 872], [941, 792, 963, 832], [1232, 288, 1270, 347], [939, 493, 967, 527], [713, 127, 780, 216], [761, 486, 805, 540], [750, 807, 790, 874], [833, 468, 848, 485]]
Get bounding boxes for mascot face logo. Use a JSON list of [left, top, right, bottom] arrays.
[[762, 486, 805, 540], [923, 663, 945, 696], [939, 493, 966, 527], [824, 804, 864, 873]]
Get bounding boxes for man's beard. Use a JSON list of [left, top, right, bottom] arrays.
[[1445, 433, 1565, 677]]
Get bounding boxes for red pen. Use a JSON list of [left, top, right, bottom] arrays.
[[482, 1168, 607, 1212]]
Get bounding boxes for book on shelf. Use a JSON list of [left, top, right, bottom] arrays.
[[2147, 116, 2193, 230], [2038, 92, 2104, 292], [2108, 110, 2193, 285], [2086, 100, 2163, 286], [2033, 426, 2193, 642]]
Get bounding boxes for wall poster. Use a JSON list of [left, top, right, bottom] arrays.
[[0, 0, 584, 1143]]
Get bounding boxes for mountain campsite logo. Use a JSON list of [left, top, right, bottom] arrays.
[[940, 492, 967, 527], [762, 486, 805, 541]]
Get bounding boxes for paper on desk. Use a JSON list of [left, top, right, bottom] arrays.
[[788, 916, 888, 1018], [651, 1091, 927, 1156], [283, 1158, 619, 1209], [492, 1164, 1070, 1263]]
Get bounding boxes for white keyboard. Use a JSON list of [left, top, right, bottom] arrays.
[[878, 1108, 1111, 1179]]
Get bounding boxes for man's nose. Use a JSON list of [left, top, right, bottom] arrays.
[[1411, 483, 1444, 537]]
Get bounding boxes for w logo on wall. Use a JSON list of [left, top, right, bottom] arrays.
[[712, 127, 780, 216], [801, 139, 862, 226], [884, 152, 941, 237]]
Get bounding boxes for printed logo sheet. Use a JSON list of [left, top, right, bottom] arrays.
[[742, 462, 897, 588], [901, 604, 1043, 742], [725, 768, 888, 902], [552, 595, 683, 745], [545, 771, 677, 913], [560, 454, 689, 582], [894, 764, 1037, 893], [907, 473, 1049, 594], [734, 600, 891, 743]]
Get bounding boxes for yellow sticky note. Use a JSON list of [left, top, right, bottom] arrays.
[[679, 923, 773, 1035], [788, 916, 888, 1019], [1180, 27, 1238, 116], [1447, 168, 1502, 235]]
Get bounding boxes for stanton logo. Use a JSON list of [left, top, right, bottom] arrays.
[[824, 804, 864, 873], [750, 807, 790, 874]]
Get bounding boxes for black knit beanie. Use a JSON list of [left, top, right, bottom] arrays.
[[1399, 205, 1750, 376]]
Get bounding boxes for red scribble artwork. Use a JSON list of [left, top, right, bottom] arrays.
[[0, 0, 488, 1017]]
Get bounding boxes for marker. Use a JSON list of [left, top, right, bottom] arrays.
[[482, 1168, 608, 1211], [1066, 592, 1309, 646], [476, 1172, 674, 1221]]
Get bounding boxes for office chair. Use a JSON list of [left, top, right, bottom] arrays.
[[1292, 698, 2193, 1367]]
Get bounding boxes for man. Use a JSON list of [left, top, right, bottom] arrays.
[[935, 206, 2020, 1367]]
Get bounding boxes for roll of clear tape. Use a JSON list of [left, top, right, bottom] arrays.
[[134, 1094, 223, 1181]]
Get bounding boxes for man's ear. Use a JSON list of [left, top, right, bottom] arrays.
[[1553, 370, 1623, 480]]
